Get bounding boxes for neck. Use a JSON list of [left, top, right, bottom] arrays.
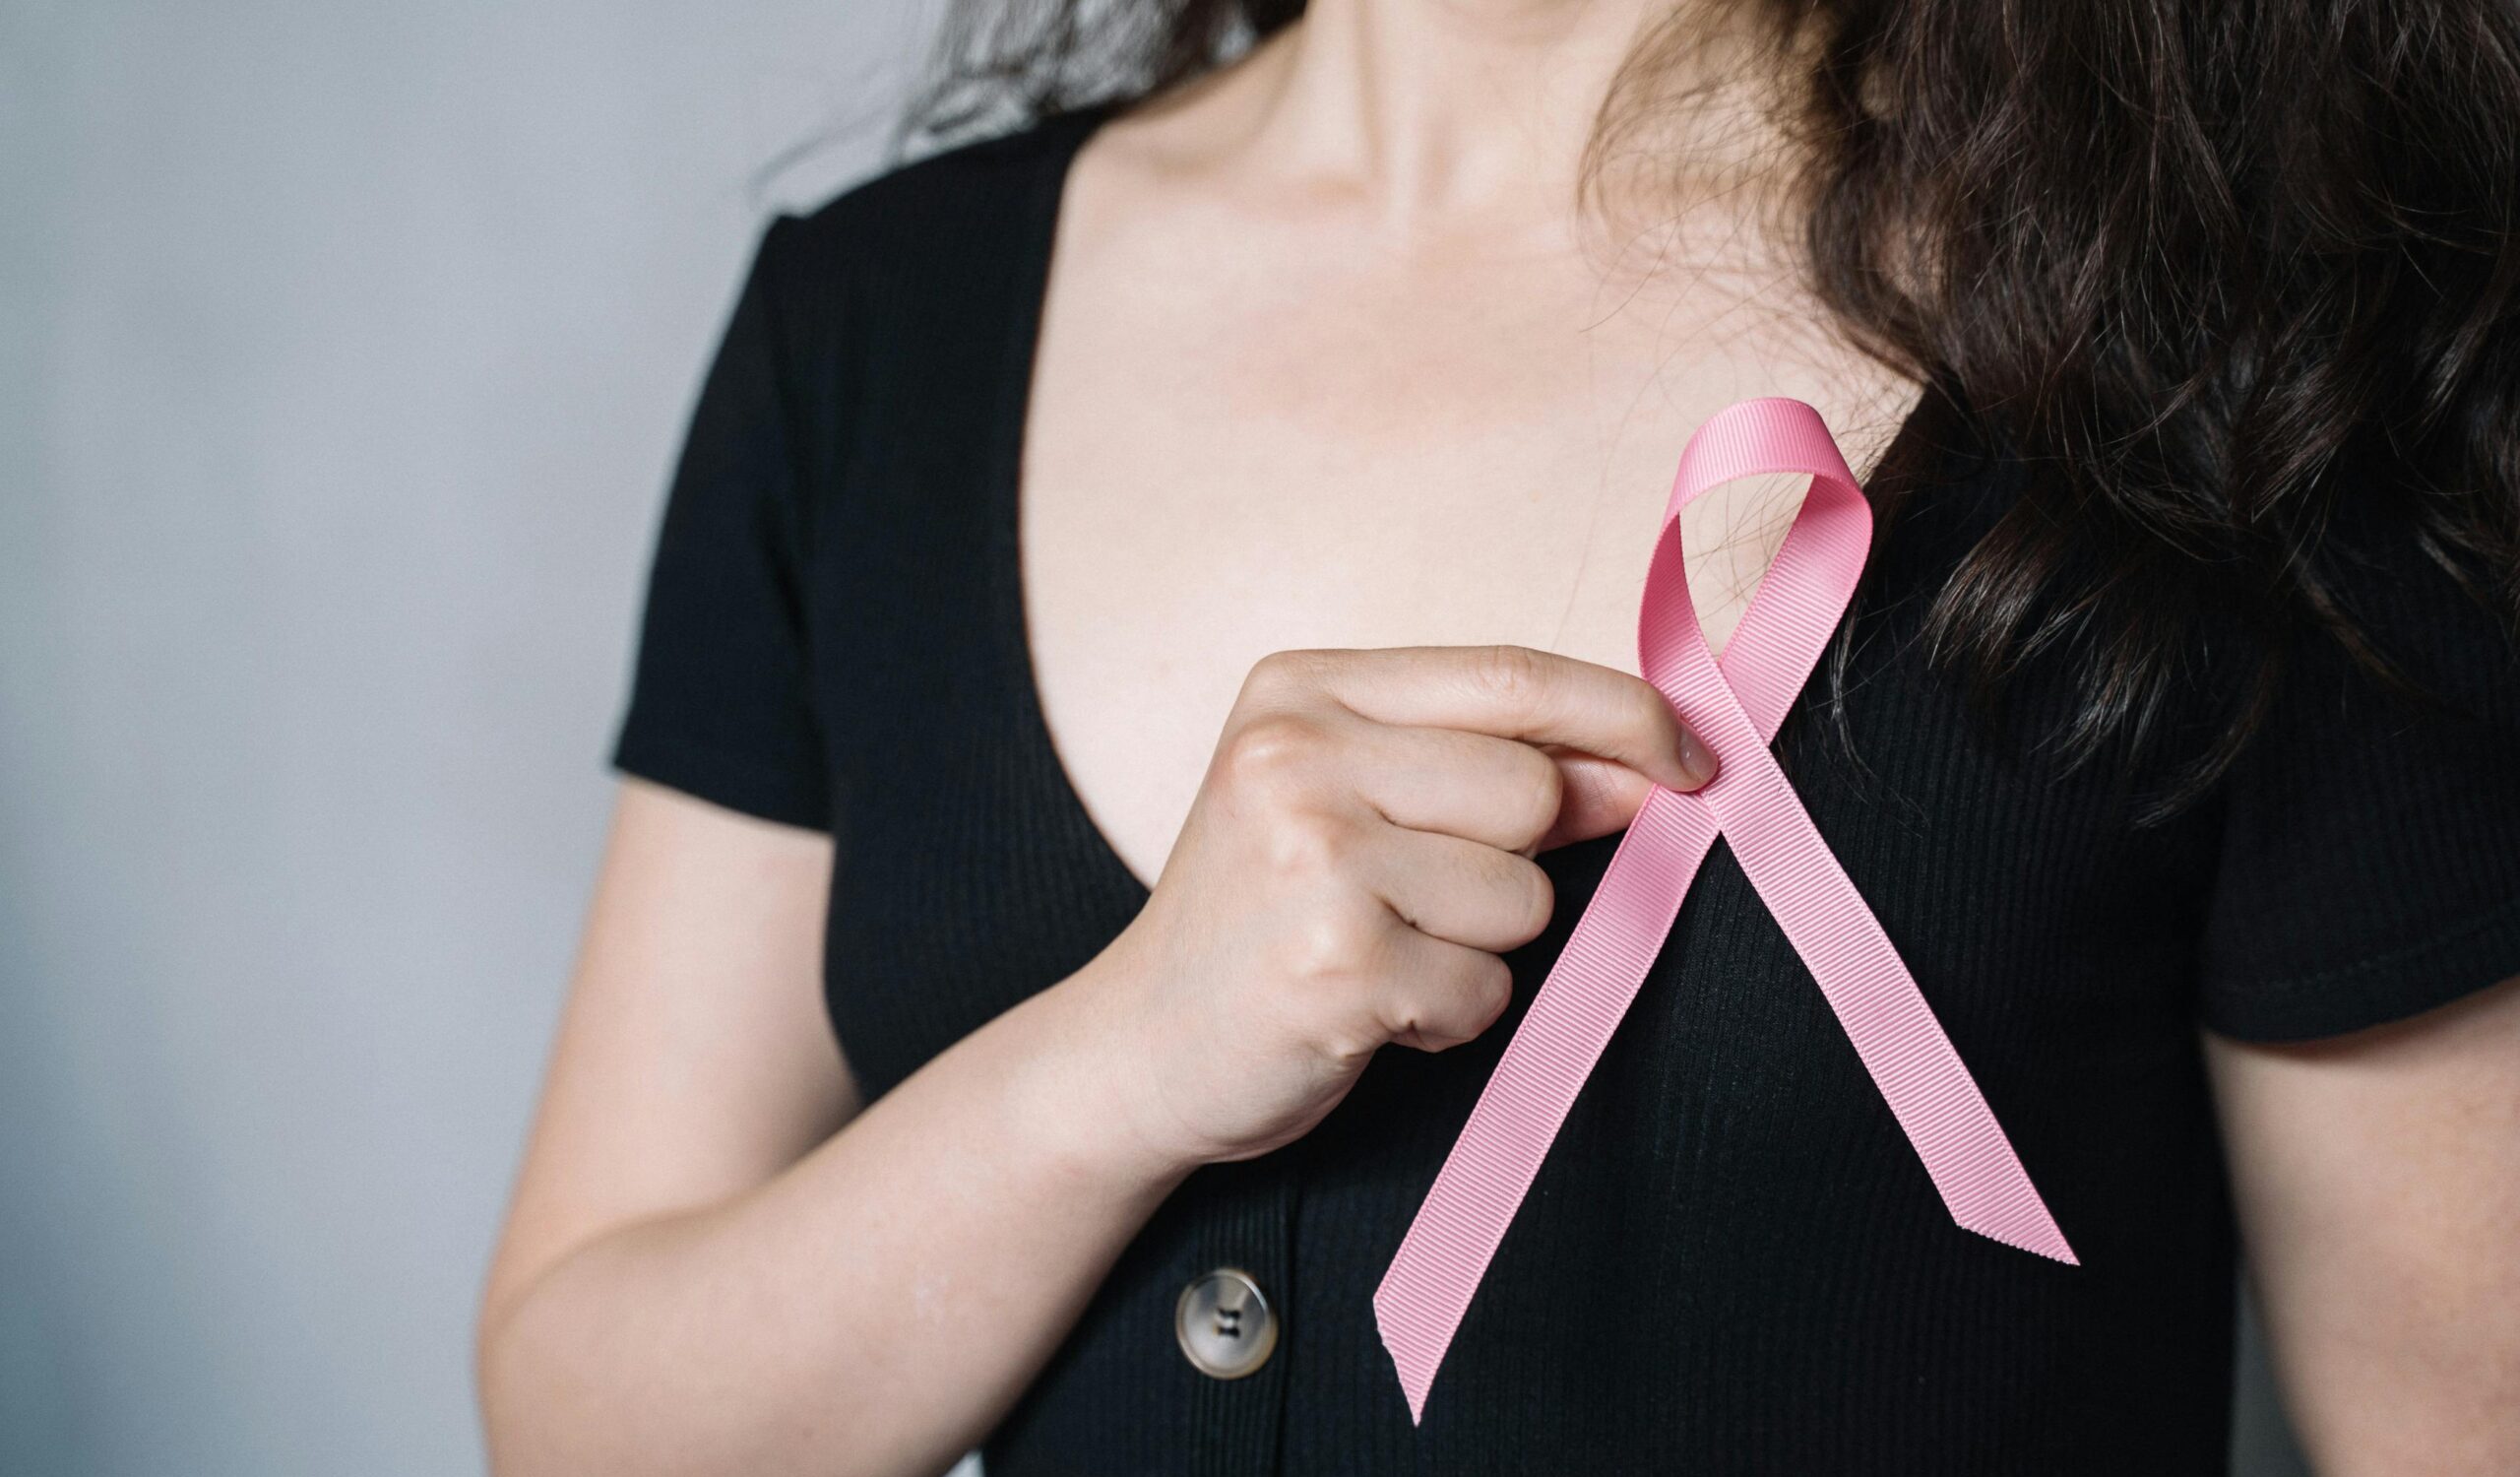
[[1226, 0, 1779, 235]]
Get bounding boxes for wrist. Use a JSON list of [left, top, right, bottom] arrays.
[[998, 946, 1205, 1201]]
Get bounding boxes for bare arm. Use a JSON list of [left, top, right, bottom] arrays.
[[475, 779, 1187, 1477], [474, 646, 1713, 1477], [2207, 971, 2520, 1476]]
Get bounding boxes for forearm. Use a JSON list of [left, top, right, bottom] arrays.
[[478, 961, 1191, 1477]]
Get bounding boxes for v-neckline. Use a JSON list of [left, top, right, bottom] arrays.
[[986, 99, 1954, 915], [988, 99, 1159, 906]]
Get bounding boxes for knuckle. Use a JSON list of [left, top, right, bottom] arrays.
[[1377, 981, 1441, 1050], [1505, 856, 1556, 943], [1513, 748, 1566, 843], [1413, 953, 1514, 1050], [1220, 711, 1327, 790], [1471, 953, 1515, 1025], [1466, 643, 1545, 707], [1263, 807, 1356, 883], [1285, 899, 1373, 986], [1244, 647, 1326, 699]]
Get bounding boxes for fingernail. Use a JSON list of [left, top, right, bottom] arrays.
[[1674, 727, 1720, 791]]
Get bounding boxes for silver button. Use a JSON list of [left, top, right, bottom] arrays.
[[1174, 1266, 1277, 1380]]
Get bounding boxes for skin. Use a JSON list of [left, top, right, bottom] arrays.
[[2209, 986, 2520, 1473], [474, 1, 2520, 1473]]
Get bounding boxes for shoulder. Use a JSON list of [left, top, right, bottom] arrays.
[[2290, 461, 2520, 731], [756, 106, 1106, 321], [2195, 458, 2520, 1039]]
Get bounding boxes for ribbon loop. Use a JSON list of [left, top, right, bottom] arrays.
[[1373, 397, 2074, 1427]]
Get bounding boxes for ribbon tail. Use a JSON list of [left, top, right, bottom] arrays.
[[1372, 784, 1722, 1424], [1714, 759, 2078, 1267]]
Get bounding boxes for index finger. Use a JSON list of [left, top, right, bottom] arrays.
[[1289, 644, 1719, 794]]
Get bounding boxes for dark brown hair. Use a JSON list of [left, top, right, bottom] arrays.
[[904, 0, 2520, 823]]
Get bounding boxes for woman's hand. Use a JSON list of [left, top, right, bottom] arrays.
[[1065, 644, 1718, 1174]]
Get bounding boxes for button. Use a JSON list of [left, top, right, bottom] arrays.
[[1174, 1267, 1277, 1379]]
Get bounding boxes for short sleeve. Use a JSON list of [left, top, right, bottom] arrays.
[[2198, 536, 2520, 1041], [608, 215, 832, 830]]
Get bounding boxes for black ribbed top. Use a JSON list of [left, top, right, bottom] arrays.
[[610, 102, 2520, 1475]]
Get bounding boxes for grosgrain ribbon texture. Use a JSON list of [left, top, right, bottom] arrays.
[[1371, 396, 2077, 1426]]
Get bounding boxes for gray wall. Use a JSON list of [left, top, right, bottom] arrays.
[[0, 3, 2305, 1474], [0, 3, 931, 1472]]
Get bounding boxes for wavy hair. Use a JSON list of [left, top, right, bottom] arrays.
[[902, 0, 2520, 823]]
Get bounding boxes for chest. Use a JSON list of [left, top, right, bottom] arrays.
[[1014, 203, 1925, 891], [800, 126, 2227, 1112]]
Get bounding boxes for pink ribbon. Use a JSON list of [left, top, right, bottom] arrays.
[[1372, 396, 2077, 1425]]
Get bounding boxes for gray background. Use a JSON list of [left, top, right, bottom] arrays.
[[0, 3, 2307, 1473]]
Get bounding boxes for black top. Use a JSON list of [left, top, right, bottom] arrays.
[[611, 102, 2520, 1475]]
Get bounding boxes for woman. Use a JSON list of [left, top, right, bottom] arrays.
[[474, 0, 2520, 1472]]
